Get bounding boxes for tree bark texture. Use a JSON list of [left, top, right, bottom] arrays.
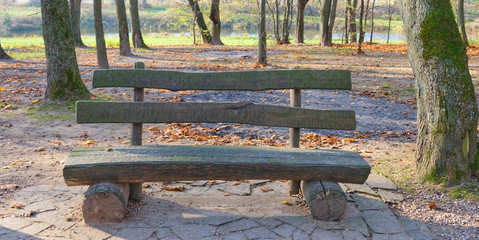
[[209, 0, 223, 45], [360, 0, 369, 43], [115, 0, 132, 56], [258, 0, 267, 65], [129, 0, 149, 49], [350, 0, 358, 43], [457, 0, 469, 47], [294, 0, 309, 44], [94, 0, 109, 69], [0, 42, 12, 60], [401, 0, 478, 182], [187, 0, 212, 44], [41, 0, 90, 101], [69, 0, 86, 47], [319, 0, 332, 46]]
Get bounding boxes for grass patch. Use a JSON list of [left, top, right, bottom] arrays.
[[26, 102, 75, 121], [448, 182, 479, 202]]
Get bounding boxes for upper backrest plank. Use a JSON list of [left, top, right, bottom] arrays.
[[76, 101, 356, 130], [92, 69, 351, 91]]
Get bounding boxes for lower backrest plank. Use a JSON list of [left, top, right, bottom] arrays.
[[63, 145, 371, 186], [76, 101, 356, 130]]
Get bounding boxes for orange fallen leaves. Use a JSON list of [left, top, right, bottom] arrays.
[[12, 203, 25, 209], [428, 201, 438, 209], [163, 185, 185, 192]]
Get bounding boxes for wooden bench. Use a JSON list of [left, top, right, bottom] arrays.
[[63, 62, 371, 222]]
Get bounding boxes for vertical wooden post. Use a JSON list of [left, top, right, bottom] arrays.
[[130, 61, 145, 201], [289, 89, 301, 195]]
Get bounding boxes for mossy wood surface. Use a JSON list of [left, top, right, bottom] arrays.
[[63, 145, 371, 186], [76, 101, 356, 130], [92, 69, 351, 91]]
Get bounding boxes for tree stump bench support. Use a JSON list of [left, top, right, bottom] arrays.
[[63, 63, 371, 222]]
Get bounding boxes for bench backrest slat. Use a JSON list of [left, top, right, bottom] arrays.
[[76, 101, 356, 130], [92, 69, 351, 91]]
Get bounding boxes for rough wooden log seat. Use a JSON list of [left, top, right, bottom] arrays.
[[62, 62, 371, 222]]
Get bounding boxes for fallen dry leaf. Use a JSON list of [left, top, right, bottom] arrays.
[[232, 182, 241, 186], [12, 203, 25, 209], [260, 187, 273, 192], [163, 185, 184, 192], [428, 201, 437, 209], [223, 192, 231, 196], [82, 140, 96, 146], [282, 200, 292, 206]]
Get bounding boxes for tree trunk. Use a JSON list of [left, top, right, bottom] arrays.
[[369, 0, 375, 43], [69, 0, 86, 47], [387, 0, 392, 44], [94, 0, 109, 69], [0, 42, 12, 60], [209, 0, 223, 45], [295, 0, 309, 44], [360, 0, 369, 43], [319, 0, 332, 46], [281, 0, 293, 44], [349, 0, 358, 43], [187, 0, 212, 44], [129, 0, 149, 49], [344, 0, 350, 44], [458, 0, 469, 47], [401, 0, 478, 183], [41, 0, 90, 101], [258, 0, 267, 65], [327, 0, 338, 45], [115, 0, 132, 56], [357, 0, 364, 54]]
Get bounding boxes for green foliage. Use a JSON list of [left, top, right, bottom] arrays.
[[421, 166, 447, 184]]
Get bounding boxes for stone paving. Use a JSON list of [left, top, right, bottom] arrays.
[[0, 174, 434, 239]]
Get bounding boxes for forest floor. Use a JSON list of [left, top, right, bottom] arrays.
[[0, 43, 478, 239]]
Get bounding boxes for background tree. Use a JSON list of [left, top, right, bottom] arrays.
[[386, 0, 396, 44], [115, 0, 132, 55], [319, 0, 338, 46], [129, 0, 149, 48], [326, 0, 338, 45], [209, 0, 223, 45], [281, 0, 293, 44], [94, 0, 109, 68], [187, 0, 212, 44], [357, 0, 364, 53], [258, 0, 267, 64], [69, 0, 86, 47], [295, 0, 309, 44], [401, 0, 478, 183], [458, 0, 469, 46], [0, 41, 12, 60], [369, 0, 376, 43], [349, 0, 358, 43], [344, 0, 350, 44], [41, 0, 90, 100]]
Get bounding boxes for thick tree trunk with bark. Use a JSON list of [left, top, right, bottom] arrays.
[[258, 0, 267, 65], [94, 0, 109, 69], [401, 0, 478, 183], [458, 0, 469, 47], [350, 0, 358, 43], [187, 0, 212, 44], [319, 0, 332, 46], [0, 42, 12, 60], [115, 0, 132, 56], [209, 0, 223, 45], [295, 0, 309, 44], [129, 0, 149, 49], [41, 0, 90, 100], [69, 0, 86, 47]]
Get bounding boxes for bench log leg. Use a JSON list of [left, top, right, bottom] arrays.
[[289, 180, 301, 195], [82, 183, 130, 223], [129, 183, 143, 201], [301, 180, 347, 221]]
